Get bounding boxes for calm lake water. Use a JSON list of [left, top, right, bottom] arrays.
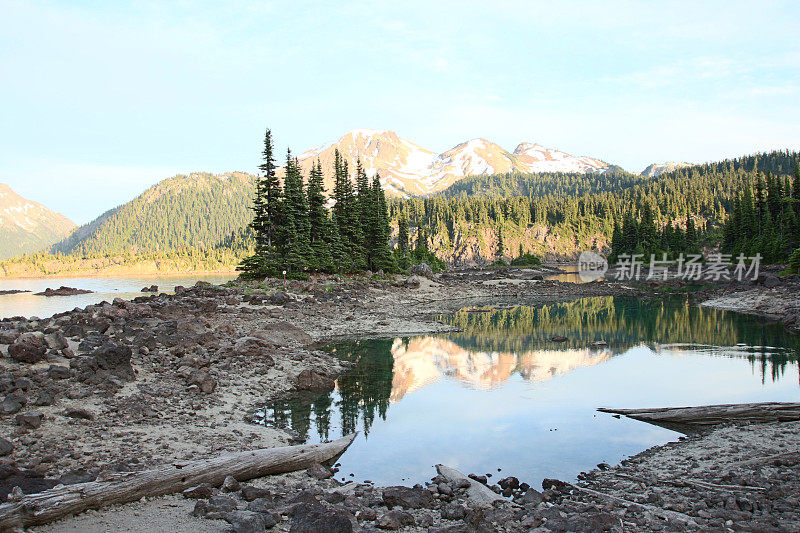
[[255, 296, 800, 487], [0, 273, 237, 319]]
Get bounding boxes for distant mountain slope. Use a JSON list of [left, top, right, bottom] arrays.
[[641, 161, 692, 177], [437, 169, 645, 199], [0, 183, 76, 259], [288, 129, 615, 196], [52, 172, 255, 256]]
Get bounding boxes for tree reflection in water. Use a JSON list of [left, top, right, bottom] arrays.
[[254, 296, 799, 442]]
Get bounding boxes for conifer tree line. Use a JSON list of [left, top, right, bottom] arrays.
[[388, 150, 800, 265], [722, 163, 800, 263], [608, 204, 701, 261], [239, 129, 396, 277]]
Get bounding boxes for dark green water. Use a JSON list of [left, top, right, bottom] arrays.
[[254, 296, 800, 487]]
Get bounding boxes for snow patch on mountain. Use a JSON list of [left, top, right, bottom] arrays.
[[288, 129, 616, 197], [640, 161, 693, 177]]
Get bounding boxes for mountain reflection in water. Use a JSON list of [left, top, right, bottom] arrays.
[[390, 337, 611, 401], [254, 296, 799, 485]]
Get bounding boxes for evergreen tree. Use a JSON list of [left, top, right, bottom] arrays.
[[307, 160, 333, 271], [365, 174, 395, 272], [415, 227, 428, 253], [685, 218, 699, 253], [279, 151, 312, 272], [355, 159, 372, 252], [496, 228, 505, 259], [793, 163, 800, 201], [240, 129, 281, 276], [397, 214, 410, 269], [332, 150, 366, 272]]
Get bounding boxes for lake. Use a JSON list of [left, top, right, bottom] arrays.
[[0, 273, 238, 319], [255, 296, 800, 487]]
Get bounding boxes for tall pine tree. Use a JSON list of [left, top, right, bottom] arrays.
[[279, 151, 312, 272], [306, 160, 333, 272], [365, 173, 395, 272], [239, 129, 281, 276]]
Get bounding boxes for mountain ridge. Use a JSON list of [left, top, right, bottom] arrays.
[[283, 129, 616, 197], [0, 183, 76, 260]]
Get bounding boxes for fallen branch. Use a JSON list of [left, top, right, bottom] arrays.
[[613, 472, 766, 493], [0, 433, 356, 529], [566, 483, 698, 528], [738, 451, 800, 467]]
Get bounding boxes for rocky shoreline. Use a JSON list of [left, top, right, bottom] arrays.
[[0, 268, 796, 531]]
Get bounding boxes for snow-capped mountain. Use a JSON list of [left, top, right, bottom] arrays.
[[288, 129, 615, 196], [0, 183, 76, 259], [513, 143, 610, 174], [640, 161, 692, 177]]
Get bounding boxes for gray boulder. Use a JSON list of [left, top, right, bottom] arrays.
[[268, 291, 291, 305], [224, 510, 270, 533], [188, 370, 217, 393], [44, 331, 68, 350], [192, 495, 237, 519], [404, 276, 421, 289], [1, 394, 27, 415], [234, 337, 275, 360], [183, 483, 216, 499], [0, 437, 14, 456], [91, 343, 134, 381], [382, 486, 434, 509], [294, 369, 335, 392], [409, 263, 434, 278], [376, 510, 415, 530], [15, 411, 43, 429], [289, 504, 352, 533], [8, 333, 47, 363]]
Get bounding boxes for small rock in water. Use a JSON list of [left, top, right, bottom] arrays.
[[468, 473, 488, 485]]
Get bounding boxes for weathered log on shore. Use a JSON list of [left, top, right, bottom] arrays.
[[0, 433, 356, 529], [598, 402, 800, 428]]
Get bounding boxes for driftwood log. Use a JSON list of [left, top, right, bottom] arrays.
[[0, 433, 356, 529], [598, 402, 800, 431]]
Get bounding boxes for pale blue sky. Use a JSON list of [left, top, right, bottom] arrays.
[[2, 0, 799, 224]]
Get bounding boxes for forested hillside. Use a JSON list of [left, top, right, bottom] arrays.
[[52, 172, 256, 256], [389, 150, 800, 264], [7, 149, 797, 274]]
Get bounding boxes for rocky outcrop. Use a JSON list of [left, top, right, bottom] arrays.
[[34, 286, 92, 296]]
